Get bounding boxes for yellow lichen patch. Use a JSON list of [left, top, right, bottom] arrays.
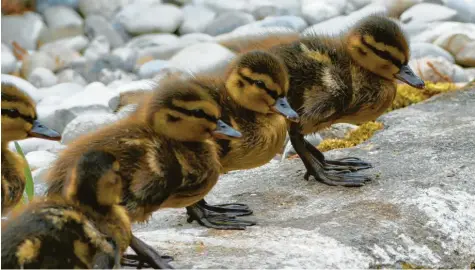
[[16, 238, 41, 266], [317, 121, 384, 152], [388, 81, 461, 111]]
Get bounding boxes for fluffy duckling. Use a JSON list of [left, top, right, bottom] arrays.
[[185, 50, 300, 230], [1, 150, 128, 269], [45, 74, 242, 268], [222, 15, 425, 186], [1, 82, 61, 215]]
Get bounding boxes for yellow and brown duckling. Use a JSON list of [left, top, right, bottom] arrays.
[[44, 74, 242, 267], [1, 150, 128, 269], [222, 15, 425, 186], [184, 50, 300, 230], [1, 82, 61, 215]]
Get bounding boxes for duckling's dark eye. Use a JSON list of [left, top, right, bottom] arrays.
[[192, 109, 206, 118], [167, 114, 180, 122], [255, 80, 266, 88], [1, 109, 20, 118]]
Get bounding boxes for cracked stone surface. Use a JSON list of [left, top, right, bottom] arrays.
[[132, 89, 475, 268]]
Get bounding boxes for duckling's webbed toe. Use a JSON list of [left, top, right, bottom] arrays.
[[186, 202, 256, 230], [196, 199, 252, 215], [127, 235, 174, 269], [303, 139, 373, 172]]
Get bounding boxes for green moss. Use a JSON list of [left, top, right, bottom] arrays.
[[317, 121, 384, 152]]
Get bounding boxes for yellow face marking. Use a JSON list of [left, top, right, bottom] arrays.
[[300, 43, 332, 64], [362, 35, 407, 64], [96, 170, 122, 206], [112, 161, 120, 172], [240, 68, 282, 95], [171, 99, 220, 118], [73, 240, 92, 267], [16, 238, 41, 266]]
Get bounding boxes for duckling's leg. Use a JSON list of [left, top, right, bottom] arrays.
[[186, 201, 257, 230], [289, 123, 371, 186], [125, 234, 174, 269], [303, 139, 372, 172]]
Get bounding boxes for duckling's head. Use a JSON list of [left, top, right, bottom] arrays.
[[346, 15, 425, 89], [226, 50, 299, 122], [1, 83, 61, 143], [64, 150, 123, 207], [146, 77, 242, 142]]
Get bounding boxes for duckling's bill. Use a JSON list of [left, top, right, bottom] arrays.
[[212, 120, 242, 139], [272, 97, 299, 122], [28, 120, 62, 141], [394, 65, 425, 89]]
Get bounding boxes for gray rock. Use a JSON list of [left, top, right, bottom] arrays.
[[235, 15, 308, 33], [110, 47, 139, 72], [282, 133, 323, 160], [32, 166, 50, 196], [410, 42, 455, 63], [409, 57, 468, 83], [28, 67, 58, 88], [319, 123, 358, 140], [179, 4, 216, 34], [39, 35, 89, 52], [251, 1, 281, 19], [43, 6, 84, 34], [1, 74, 41, 102], [465, 68, 475, 80], [400, 3, 457, 24], [36, 0, 79, 13], [301, 0, 344, 25], [56, 69, 88, 86], [116, 3, 184, 34], [1, 44, 17, 74], [78, 0, 132, 19], [25, 150, 58, 171], [21, 51, 57, 79], [455, 41, 475, 67], [84, 15, 125, 49], [135, 89, 475, 268], [38, 43, 82, 70], [205, 11, 255, 36], [179, 33, 214, 43], [343, 0, 373, 14], [169, 42, 235, 75], [138, 60, 170, 79], [442, 0, 475, 23], [83, 36, 111, 62], [38, 82, 116, 133], [126, 34, 180, 50], [194, 0, 249, 13], [1, 12, 47, 50], [8, 138, 63, 155], [97, 68, 138, 85], [61, 112, 119, 144]]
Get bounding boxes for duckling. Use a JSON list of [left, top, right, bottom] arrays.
[[220, 15, 425, 186], [185, 50, 300, 230], [1, 82, 61, 215], [1, 149, 128, 269], [44, 74, 242, 268]]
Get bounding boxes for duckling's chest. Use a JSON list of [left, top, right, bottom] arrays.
[[220, 114, 288, 172], [1, 150, 26, 212]]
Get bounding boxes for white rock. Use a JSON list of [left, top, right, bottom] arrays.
[[409, 57, 468, 83], [433, 30, 475, 67], [97, 69, 138, 85], [25, 151, 58, 171], [235, 15, 308, 32], [179, 5, 216, 34], [116, 3, 184, 34], [39, 43, 83, 71], [400, 3, 457, 25], [194, 0, 249, 13], [8, 138, 64, 155], [37, 83, 85, 105], [411, 21, 475, 43], [281, 133, 323, 160], [1, 12, 47, 50], [319, 123, 358, 140], [205, 11, 256, 36], [301, 0, 343, 25], [61, 113, 119, 144], [56, 69, 88, 86], [465, 68, 475, 81], [84, 36, 111, 62], [79, 0, 133, 19], [442, 0, 475, 23], [410, 42, 455, 63], [116, 104, 139, 119], [108, 79, 156, 110], [111, 47, 139, 72], [28, 67, 58, 88], [43, 6, 84, 32], [85, 15, 125, 49], [126, 34, 179, 49], [344, 0, 373, 14], [32, 166, 50, 196], [138, 60, 170, 79], [39, 35, 90, 52], [455, 41, 475, 67], [1, 74, 41, 103], [37, 82, 115, 133], [169, 42, 235, 75], [20, 51, 57, 78], [179, 33, 215, 43], [1, 44, 17, 74]]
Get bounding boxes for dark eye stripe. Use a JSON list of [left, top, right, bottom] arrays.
[[361, 38, 404, 67], [1, 109, 35, 123], [168, 104, 218, 123], [237, 71, 279, 100]]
